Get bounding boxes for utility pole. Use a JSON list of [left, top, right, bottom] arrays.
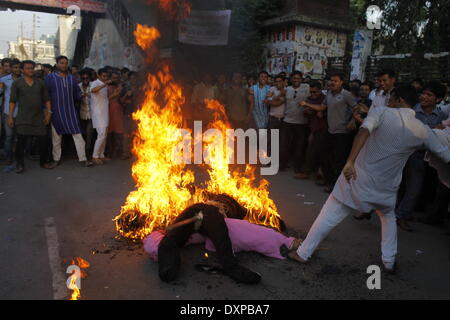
[[32, 14, 36, 60]]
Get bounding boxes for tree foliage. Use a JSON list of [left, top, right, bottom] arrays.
[[350, 0, 450, 54], [227, 0, 283, 73]]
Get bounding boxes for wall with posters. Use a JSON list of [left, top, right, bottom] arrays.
[[265, 25, 347, 78], [83, 18, 142, 71]]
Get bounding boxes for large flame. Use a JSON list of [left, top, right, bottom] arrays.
[[114, 22, 280, 240]]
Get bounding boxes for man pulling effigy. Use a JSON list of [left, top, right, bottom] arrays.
[[288, 85, 450, 273], [142, 194, 302, 284]]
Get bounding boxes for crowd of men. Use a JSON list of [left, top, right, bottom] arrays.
[[1, 55, 449, 238], [186, 69, 450, 234], [0, 56, 141, 173]]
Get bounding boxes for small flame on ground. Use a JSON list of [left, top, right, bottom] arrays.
[[69, 257, 90, 300], [204, 253, 209, 259]]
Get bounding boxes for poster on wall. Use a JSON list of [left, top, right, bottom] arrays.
[[178, 10, 231, 46], [265, 25, 346, 78], [350, 29, 373, 81]]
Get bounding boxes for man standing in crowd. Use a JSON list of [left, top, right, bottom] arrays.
[[289, 86, 450, 273], [120, 71, 140, 160], [371, 69, 396, 108], [191, 73, 216, 123], [107, 71, 124, 159], [248, 71, 271, 130], [304, 73, 357, 192], [0, 59, 21, 164], [352, 82, 373, 127], [0, 58, 11, 137], [90, 68, 112, 165], [297, 81, 327, 180], [7, 60, 57, 173], [42, 64, 53, 77], [45, 56, 92, 167], [0, 58, 11, 77], [79, 69, 95, 160], [395, 81, 448, 231], [279, 71, 310, 173], [266, 74, 286, 136], [223, 72, 248, 130]]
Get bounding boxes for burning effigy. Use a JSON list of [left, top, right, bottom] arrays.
[[112, 2, 288, 282]]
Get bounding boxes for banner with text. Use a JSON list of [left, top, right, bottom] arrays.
[[178, 10, 231, 46]]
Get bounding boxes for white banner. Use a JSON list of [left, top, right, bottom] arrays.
[[350, 29, 373, 81], [178, 10, 231, 46]]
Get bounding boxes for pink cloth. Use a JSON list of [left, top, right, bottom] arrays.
[[143, 218, 295, 261]]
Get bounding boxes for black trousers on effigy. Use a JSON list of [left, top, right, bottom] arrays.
[[158, 204, 237, 282]]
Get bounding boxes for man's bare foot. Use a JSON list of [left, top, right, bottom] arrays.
[[287, 250, 308, 264]]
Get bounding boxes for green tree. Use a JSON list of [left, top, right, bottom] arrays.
[[227, 0, 283, 73], [350, 0, 450, 54]]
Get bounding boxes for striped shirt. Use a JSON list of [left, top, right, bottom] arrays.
[[250, 84, 270, 129], [332, 106, 450, 213], [45, 72, 83, 135]]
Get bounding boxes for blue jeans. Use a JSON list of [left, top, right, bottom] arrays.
[[1, 113, 15, 162]]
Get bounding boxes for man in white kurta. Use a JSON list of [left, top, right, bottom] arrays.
[[90, 70, 111, 163], [292, 86, 450, 271]]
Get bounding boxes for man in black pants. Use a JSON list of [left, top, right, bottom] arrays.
[[158, 202, 261, 284], [8, 60, 57, 173], [299, 73, 356, 192], [279, 71, 310, 172]]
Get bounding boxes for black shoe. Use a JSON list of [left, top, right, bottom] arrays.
[[158, 238, 181, 282], [15, 164, 24, 174], [41, 161, 58, 170], [418, 216, 444, 226], [223, 264, 261, 284], [397, 218, 413, 232]]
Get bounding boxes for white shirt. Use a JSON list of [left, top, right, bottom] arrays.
[[427, 127, 450, 188], [268, 86, 285, 119], [371, 89, 392, 108], [332, 106, 450, 213], [79, 83, 92, 120], [90, 79, 109, 129]]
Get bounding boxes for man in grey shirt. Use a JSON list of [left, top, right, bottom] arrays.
[[279, 71, 310, 173], [304, 73, 356, 191]]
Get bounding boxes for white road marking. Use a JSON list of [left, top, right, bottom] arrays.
[[44, 217, 68, 300]]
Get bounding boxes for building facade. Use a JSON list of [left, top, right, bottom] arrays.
[[7, 36, 56, 64], [263, 0, 353, 78]]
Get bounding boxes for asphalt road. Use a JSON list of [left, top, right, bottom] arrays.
[[0, 156, 449, 300]]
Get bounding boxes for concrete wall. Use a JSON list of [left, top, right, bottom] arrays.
[[56, 15, 80, 61], [83, 17, 141, 70]]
